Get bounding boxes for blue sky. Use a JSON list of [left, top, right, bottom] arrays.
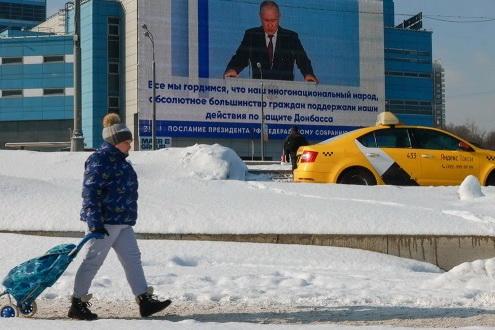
[[394, 0, 495, 131], [47, 0, 63, 16], [47, 0, 495, 131]]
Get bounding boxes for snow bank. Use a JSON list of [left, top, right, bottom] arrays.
[[177, 144, 247, 180], [0, 144, 247, 182], [0, 234, 447, 310], [1, 146, 495, 235], [127, 144, 247, 181], [458, 175, 485, 200], [430, 257, 495, 296]]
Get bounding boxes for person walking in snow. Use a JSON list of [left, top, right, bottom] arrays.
[[283, 126, 309, 171], [68, 113, 171, 320]]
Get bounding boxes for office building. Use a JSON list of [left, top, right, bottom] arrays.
[[0, 0, 46, 32], [0, 0, 440, 159]]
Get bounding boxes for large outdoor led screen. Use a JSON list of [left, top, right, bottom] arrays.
[[137, 0, 385, 148]]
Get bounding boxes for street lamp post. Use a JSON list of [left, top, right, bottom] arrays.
[[260, 79, 265, 161], [142, 24, 156, 150], [70, 0, 84, 151], [256, 62, 265, 161]]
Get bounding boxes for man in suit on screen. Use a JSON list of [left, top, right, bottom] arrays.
[[224, 1, 318, 82]]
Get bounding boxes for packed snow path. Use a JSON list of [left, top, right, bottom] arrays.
[[1, 234, 495, 328]]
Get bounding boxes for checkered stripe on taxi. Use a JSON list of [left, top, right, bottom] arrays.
[[487, 155, 495, 161], [322, 151, 334, 157]]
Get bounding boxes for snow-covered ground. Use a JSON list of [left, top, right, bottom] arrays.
[[0, 144, 495, 328], [1, 234, 495, 328], [0, 144, 494, 235]]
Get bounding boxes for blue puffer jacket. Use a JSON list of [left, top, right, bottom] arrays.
[[80, 142, 138, 229]]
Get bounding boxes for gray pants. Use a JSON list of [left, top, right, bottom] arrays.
[[73, 224, 148, 298]]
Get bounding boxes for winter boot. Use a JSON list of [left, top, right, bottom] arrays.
[[68, 294, 98, 320], [136, 287, 172, 317]]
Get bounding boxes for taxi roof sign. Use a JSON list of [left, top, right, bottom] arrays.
[[376, 112, 400, 126]]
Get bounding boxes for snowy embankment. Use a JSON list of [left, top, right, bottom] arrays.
[[2, 233, 495, 314], [0, 144, 494, 235], [1, 145, 495, 327]]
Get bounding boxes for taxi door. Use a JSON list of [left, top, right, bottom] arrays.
[[410, 128, 480, 185], [358, 128, 421, 185]]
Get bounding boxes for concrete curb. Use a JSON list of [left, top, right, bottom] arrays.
[[3, 231, 494, 270]]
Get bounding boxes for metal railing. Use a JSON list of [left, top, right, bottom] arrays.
[[4, 142, 71, 150]]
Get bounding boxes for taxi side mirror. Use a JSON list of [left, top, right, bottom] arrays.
[[458, 141, 474, 152]]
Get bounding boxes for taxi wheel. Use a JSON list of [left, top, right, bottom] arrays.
[[338, 168, 377, 186], [486, 172, 495, 186]]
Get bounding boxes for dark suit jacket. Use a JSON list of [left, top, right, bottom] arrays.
[[225, 26, 315, 81]]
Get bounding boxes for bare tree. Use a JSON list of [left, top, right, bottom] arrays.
[[445, 121, 485, 148], [485, 131, 495, 150]]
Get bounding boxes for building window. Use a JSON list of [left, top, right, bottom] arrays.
[[0, 2, 45, 21], [1, 89, 22, 97], [108, 62, 120, 94], [108, 40, 119, 60], [385, 47, 431, 65], [109, 63, 119, 74], [1, 57, 22, 65], [385, 99, 433, 115], [108, 72, 119, 93], [108, 17, 121, 113], [385, 56, 431, 64], [108, 17, 120, 60], [43, 88, 65, 96], [43, 55, 65, 63], [385, 71, 432, 79], [108, 96, 119, 113], [108, 23, 119, 36], [108, 17, 120, 28], [385, 48, 431, 57], [109, 96, 119, 107]]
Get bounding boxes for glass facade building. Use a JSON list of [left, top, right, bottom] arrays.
[[383, 0, 434, 127], [433, 60, 446, 128], [66, 0, 123, 147], [0, 0, 46, 32], [0, 0, 122, 149], [0, 0, 437, 153], [0, 30, 73, 147]]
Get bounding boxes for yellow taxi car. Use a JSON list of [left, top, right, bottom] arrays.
[[294, 112, 495, 186]]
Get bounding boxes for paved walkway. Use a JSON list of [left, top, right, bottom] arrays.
[[35, 298, 495, 327]]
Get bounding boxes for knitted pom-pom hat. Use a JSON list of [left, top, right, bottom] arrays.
[[102, 113, 133, 145]]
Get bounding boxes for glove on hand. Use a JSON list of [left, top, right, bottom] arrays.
[[90, 227, 110, 239]]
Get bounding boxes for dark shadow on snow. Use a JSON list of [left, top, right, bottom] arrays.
[[108, 306, 495, 324]]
